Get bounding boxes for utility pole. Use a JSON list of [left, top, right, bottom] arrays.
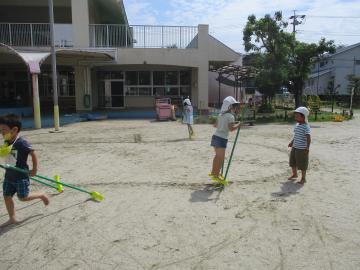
[[289, 11, 306, 106], [49, 0, 60, 131], [290, 10, 306, 35]]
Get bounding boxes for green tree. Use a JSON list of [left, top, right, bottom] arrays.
[[243, 12, 292, 102], [326, 76, 335, 95], [288, 39, 335, 107], [243, 12, 335, 108], [347, 74, 360, 98]]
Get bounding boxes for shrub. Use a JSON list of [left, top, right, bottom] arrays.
[[208, 115, 218, 125], [258, 103, 275, 113]]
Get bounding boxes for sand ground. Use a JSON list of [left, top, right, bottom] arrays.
[[0, 114, 359, 270]]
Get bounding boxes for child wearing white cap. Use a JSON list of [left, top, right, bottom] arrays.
[[210, 96, 241, 180], [183, 98, 194, 139], [288, 107, 311, 184]]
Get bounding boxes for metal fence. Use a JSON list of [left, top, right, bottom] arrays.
[[89, 24, 198, 49], [274, 93, 295, 108], [0, 23, 74, 47], [0, 23, 50, 47], [0, 23, 198, 49]]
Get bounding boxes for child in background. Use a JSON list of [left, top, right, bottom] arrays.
[[183, 98, 194, 139], [288, 107, 311, 184], [210, 96, 241, 181], [0, 114, 49, 227]]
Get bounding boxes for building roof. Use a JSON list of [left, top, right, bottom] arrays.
[[308, 69, 331, 79], [323, 42, 360, 59], [210, 64, 257, 78], [0, 43, 115, 73]]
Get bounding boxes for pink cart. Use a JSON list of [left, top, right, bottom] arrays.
[[155, 98, 176, 121]]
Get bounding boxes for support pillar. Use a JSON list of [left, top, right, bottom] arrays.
[[31, 73, 41, 129]]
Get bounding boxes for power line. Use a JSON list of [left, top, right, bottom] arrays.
[[298, 30, 360, 34], [306, 15, 360, 19], [297, 31, 360, 37]]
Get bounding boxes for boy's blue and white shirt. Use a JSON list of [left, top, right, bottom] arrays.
[[293, 123, 311, 149], [4, 137, 33, 181]]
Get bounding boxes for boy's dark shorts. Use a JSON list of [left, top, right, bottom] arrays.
[[289, 148, 309, 171], [211, 135, 228, 149], [3, 178, 30, 198]]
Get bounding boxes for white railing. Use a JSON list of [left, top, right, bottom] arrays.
[[89, 24, 198, 49], [0, 23, 198, 49], [0, 23, 73, 47]]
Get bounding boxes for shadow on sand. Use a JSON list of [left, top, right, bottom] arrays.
[[0, 197, 97, 235], [190, 184, 224, 203], [271, 180, 304, 198]]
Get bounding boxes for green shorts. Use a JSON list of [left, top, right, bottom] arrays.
[[289, 148, 309, 171]]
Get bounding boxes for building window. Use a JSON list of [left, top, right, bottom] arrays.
[[165, 71, 178, 85], [126, 71, 137, 85], [39, 70, 75, 97], [153, 71, 165, 85], [98, 70, 191, 101], [59, 71, 75, 97], [98, 71, 111, 80], [139, 71, 151, 85], [180, 86, 190, 96], [125, 87, 138, 96], [180, 71, 191, 85], [111, 71, 124, 80], [245, 88, 255, 95], [0, 70, 30, 108], [98, 81, 105, 107], [153, 87, 165, 96], [165, 87, 179, 96], [138, 87, 152, 96], [319, 60, 328, 68]]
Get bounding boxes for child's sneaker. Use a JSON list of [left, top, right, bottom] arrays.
[[208, 173, 224, 179], [208, 174, 228, 185]]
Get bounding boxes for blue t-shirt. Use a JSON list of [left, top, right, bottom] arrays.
[[293, 123, 311, 149], [5, 137, 33, 181]]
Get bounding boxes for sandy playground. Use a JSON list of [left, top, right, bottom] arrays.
[[0, 114, 360, 270]]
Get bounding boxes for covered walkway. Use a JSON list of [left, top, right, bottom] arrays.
[[0, 42, 115, 128]]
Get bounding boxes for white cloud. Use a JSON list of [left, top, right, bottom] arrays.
[[124, 0, 360, 52], [124, 0, 158, 25]]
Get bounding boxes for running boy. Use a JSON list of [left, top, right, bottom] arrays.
[[0, 114, 49, 227], [288, 107, 311, 184], [210, 96, 241, 181]]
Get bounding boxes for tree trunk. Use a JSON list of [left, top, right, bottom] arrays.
[[294, 80, 304, 108], [295, 91, 302, 108]]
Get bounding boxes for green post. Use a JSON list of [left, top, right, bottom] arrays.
[[224, 127, 241, 180]]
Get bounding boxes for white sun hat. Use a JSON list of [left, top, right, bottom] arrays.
[[294, 106, 310, 123], [183, 98, 191, 106], [220, 96, 240, 113]]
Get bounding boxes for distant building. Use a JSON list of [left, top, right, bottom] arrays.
[[0, 0, 239, 124], [304, 43, 360, 96]]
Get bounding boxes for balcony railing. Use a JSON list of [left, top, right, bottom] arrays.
[[0, 23, 73, 47], [89, 24, 198, 49], [0, 23, 198, 49]]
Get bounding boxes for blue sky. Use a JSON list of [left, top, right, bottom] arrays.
[[123, 0, 360, 53]]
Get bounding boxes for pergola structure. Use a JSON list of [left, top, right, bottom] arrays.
[[210, 64, 257, 107]]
